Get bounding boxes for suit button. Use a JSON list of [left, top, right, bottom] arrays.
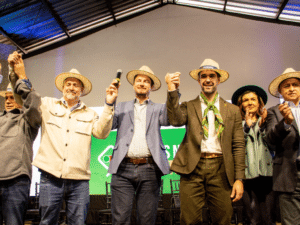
[[131, 129, 133, 132], [126, 144, 129, 147], [69, 116, 71, 119], [65, 143, 68, 146], [67, 130, 69, 132], [267, 163, 270, 165], [200, 132, 203, 135], [63, 158, 66, 161]]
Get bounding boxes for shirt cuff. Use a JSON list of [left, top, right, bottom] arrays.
[[284, 121, 292, 131], [105, 99, 114, 106], [22, 79, 32, 90]]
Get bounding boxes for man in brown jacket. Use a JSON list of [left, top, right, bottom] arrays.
[[165, 59, 245, 225]]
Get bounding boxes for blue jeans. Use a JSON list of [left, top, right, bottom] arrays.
[[0, 175, 30, 225], [111, 161, 162, 225], [39, 171, 90, 225]]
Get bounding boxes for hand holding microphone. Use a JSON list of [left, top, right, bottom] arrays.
[[106, 69, 122, 104]]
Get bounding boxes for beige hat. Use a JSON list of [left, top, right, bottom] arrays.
[[268, 68, 300, 98], [55, 68, 92, 96], [189, 59, 229, 83], [126, 65, 161, 91], [0, 83, 23, 106]]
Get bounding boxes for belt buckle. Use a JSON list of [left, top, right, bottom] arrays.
[[132, 159, 139, 165]]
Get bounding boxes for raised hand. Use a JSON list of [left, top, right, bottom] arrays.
[[8, 51, 27, 79], [279, 102, 294, 125], [106, 79, 119, 105], [165, 72, 181, 91], [259, 108, 268, 127]]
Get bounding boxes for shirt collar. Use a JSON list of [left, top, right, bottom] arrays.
[[287, 101, 300, 108], [134, 98, 149, 105], [199, 94, 219, 105], [59, 97, 84, 111]]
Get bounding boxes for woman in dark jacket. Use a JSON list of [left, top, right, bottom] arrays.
[[232, 85, 275, 225]]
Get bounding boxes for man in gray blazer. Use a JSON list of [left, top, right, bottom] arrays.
[[266, 68, 300, 225], [108, 65, 170, 225]]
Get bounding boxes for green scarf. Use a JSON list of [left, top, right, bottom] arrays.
[[200, 92, 224, 139]]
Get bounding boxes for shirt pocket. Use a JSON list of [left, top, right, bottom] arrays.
[[2, 119, 19, 137], [75, 112, 94, 136], [46, 108, 65, 128]]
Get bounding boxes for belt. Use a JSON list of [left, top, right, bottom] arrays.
[[201, 153, 223, 158], [124, 157, 154, 165]]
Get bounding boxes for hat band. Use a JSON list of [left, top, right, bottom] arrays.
[[7, 88, 12, 92], [200, 65, 218, 70]]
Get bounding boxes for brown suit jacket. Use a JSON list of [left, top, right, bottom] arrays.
[[167, 91, 245, 186]]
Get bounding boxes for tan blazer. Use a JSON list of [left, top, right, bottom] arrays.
[[167, 91, 245, 186]]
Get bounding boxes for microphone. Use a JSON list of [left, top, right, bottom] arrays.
[[114, 69, 122, 87]]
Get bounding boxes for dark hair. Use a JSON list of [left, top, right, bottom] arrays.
[[236, 90, 265, 120], [134, 75, 154, 87]]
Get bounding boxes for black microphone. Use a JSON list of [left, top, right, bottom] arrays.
[[114, 69, 122, 87]]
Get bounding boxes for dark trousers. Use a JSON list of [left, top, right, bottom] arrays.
[[242, 176, 276, 225], [0, 175, 30, 225], [111, 161, 162, 225], [180, 157, 232, 225], [278, 170, 300, 225]]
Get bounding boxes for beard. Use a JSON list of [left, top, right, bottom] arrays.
[[63, 92, 80, 101]]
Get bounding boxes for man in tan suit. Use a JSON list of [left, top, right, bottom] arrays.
[[165, 59, 245, 225]]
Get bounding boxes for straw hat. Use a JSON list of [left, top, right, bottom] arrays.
[[126, 65, 161, 91], [0, 83, 23, 106], [189, 59, 229, 83], [231, 85, 268, 106], [269, 68, 300, 98], [55, 69, 92, 96]]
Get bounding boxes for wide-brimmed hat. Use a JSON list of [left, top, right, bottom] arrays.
[[55, 68, 92, 96], [189, 59, 229, 83], [126, 65, 161, 91], [231, 85, 268, 106], [269, 68, 300, 98], [0, 83, 23, 105]]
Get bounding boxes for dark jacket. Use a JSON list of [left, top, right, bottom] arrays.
[[167, 91, 245, 186], [0, 80, 41, 180], [266, 104, 299, 192]]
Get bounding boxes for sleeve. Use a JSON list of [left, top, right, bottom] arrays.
[[159, 103, 170, 126], [15, 79, 42, 129], [232, 108, 246, 180], [92, 104, 114, 139], [266, 106, 291, 147], [166, 90, 188, 126]]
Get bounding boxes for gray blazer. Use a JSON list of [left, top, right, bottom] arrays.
[[266, 104, 299, 192], [107, 99, 171, 175]]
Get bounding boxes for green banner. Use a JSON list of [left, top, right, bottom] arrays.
[[90, 127, 186, 194]]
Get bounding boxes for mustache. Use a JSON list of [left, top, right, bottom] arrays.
[[66, 90, 77, 94]]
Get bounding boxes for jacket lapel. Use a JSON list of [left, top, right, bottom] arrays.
[[128, 100, 135, 124], [146, 100, 154, 133], [219, 97, 228, 142]]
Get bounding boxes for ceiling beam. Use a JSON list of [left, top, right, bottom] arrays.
[[105, 0, 117, 23], [276, 0, 289, 20], [223, 0, 228, 12], [40, 0, 71, 38], [0, 27, 27, 54]]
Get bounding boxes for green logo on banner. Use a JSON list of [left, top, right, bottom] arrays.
[[90, 127, 186, 194]]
